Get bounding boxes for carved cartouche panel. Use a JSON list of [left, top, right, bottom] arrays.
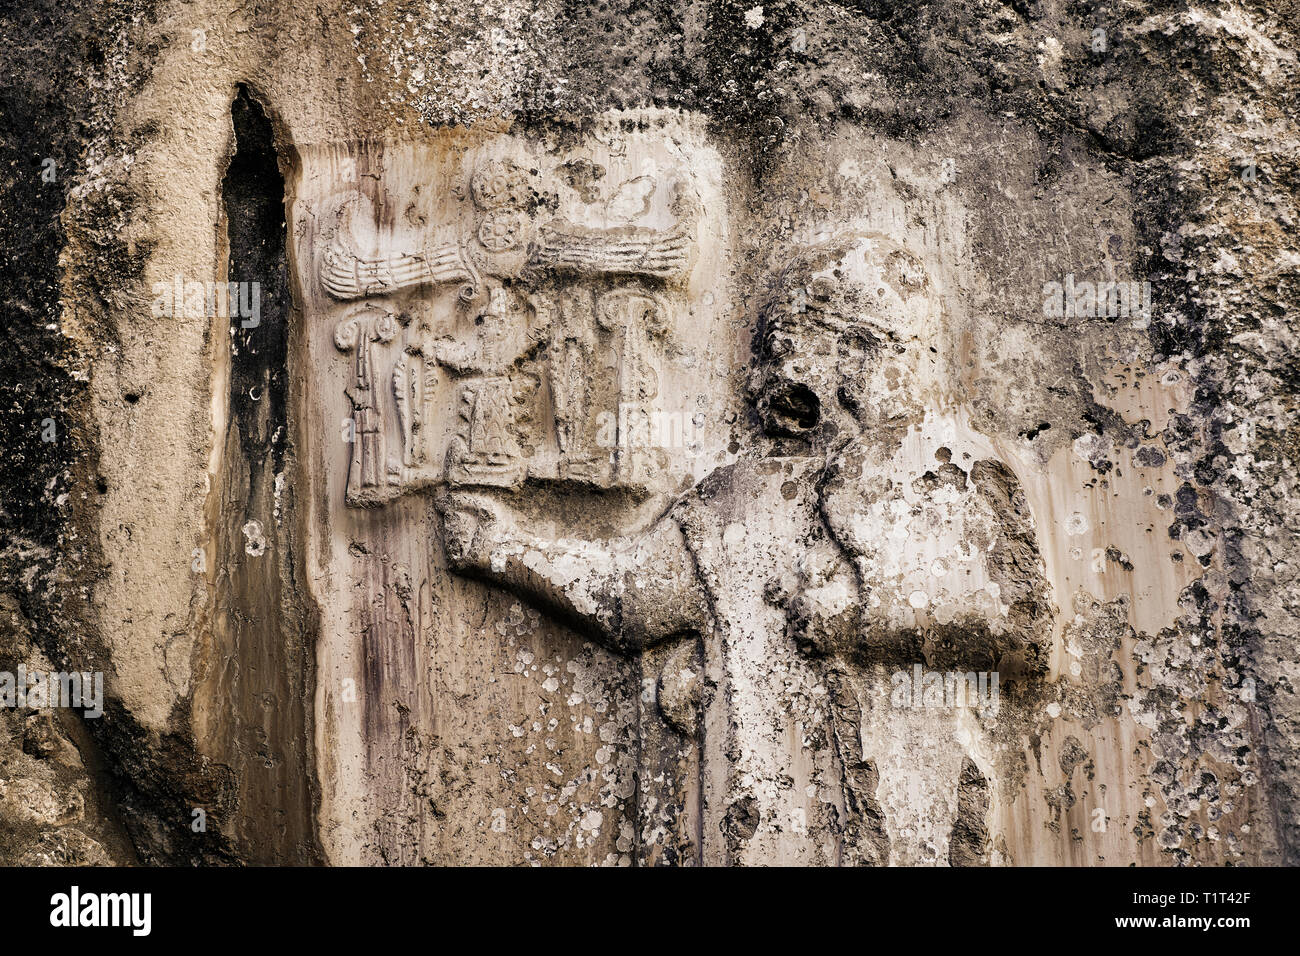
[[302, 132, 733, 510]]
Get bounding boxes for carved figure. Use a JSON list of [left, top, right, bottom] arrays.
[[436, 233, 1056, 864]]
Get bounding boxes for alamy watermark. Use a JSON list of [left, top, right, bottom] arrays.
[[0, 667, 103, 718], [594, 403, 703, 454], [1042, 274, 1151, 321], [891, 664, 999, 712], [151, 274, 261, 327], [50, 886, 150, 936]]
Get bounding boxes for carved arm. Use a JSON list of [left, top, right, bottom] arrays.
[[436, 493, 709, 655]]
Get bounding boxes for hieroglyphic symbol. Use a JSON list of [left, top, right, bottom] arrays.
[[530, 220, 692, 279], [442, 284, 547, 488], [320, 196, 471, 300], [334, 304, 400, 505], [392, 349, 438, 474], [550, 288, 598, 480], [471, 160, 532, 253]]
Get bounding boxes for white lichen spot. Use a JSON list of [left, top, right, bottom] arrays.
[[241, 520, 266, 556]]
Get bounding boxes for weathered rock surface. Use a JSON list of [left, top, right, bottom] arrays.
[[0, 0, 1296, 865]]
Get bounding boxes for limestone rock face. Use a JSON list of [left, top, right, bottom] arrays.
[[1, 0, 1297, 866]]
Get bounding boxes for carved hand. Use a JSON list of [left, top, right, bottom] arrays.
[[434, 491, 505, 571]]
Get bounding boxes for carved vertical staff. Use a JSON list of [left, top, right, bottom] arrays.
[[547, 287, 602, 481], [597, 289, 668, 486]]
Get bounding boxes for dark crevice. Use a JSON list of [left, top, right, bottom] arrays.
[[201, 84, 322, 864]]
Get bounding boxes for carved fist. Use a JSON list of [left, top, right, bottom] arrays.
[[785, 581, 860, 658], [435, 492, 506, 571]]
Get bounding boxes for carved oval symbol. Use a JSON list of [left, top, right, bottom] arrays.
[[471, 160, 527, 210], [373, 311, 399, 343], [333, 316, 361, 352], [478, 211, 522, 251]]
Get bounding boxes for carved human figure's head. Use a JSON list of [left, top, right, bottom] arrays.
[[753, 233, 941, 451], [756, 233, 1055, 678]]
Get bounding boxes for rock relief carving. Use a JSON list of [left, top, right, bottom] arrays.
[[435, 233, 1057, 863], [321, 156, 700, 506]]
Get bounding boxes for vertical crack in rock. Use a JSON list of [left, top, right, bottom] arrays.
[[199, 86, 321, 864]]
